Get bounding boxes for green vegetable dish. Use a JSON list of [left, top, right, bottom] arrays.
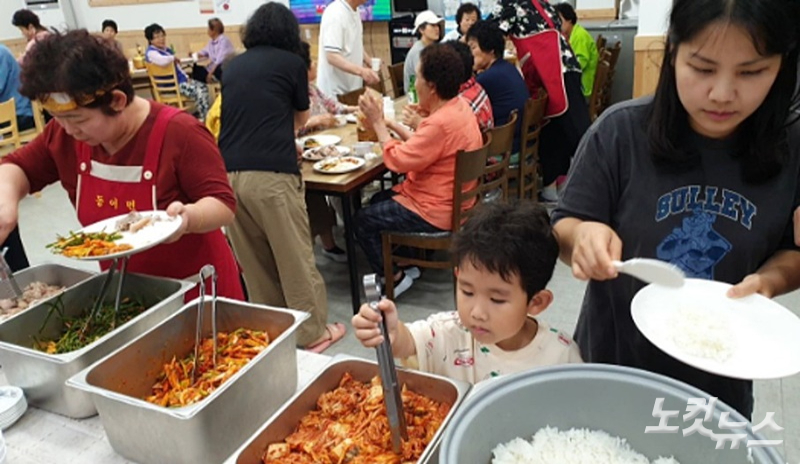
[[32, 296, 146, 354]]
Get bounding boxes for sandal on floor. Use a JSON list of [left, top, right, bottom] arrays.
[[306, 322, 347, 354]]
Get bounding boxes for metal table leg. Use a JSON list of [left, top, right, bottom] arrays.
[[341, 193, 361, 314]]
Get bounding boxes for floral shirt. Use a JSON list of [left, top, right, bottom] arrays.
[[459, 77, 494, 132], [487, 0, 581, 74], [297, 83, 349, 136]]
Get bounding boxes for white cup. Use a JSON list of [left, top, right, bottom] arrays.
[[191, 52, 199, 62], [354, 141, 375, 156], [371, 57, 381, 72]]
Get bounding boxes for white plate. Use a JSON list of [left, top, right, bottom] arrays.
[[296, 134, 341, 150], [56, 211, 183, 261], [632, 278, 800, 379], [313, 156, 366, 174], [301, 145, 351, 161]]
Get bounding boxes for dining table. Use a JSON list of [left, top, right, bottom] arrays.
[[301, 97, 407, 314]]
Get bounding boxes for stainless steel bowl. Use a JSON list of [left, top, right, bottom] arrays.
[[68, 297, 308, 464], [233, 355, 471, 464], [0, 263, 96, 322], [0, 272, 193, 418], [441, 364, 785, 463]]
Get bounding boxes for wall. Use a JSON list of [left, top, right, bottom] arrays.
[[632, 0, 669, 97]]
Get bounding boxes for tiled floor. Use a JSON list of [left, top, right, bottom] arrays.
[[16, 184, 800, 461]]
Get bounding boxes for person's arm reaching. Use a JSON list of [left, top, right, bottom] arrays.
[[352, 299, 417, 359], [325, 51, 380, 85], [0, 164, 31, 244], [553, 217, 622, 281]]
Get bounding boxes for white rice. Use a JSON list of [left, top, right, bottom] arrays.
[[668, 305, 736, 362], [491, 427, 681, 464]]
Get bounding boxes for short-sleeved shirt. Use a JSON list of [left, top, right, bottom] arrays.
[[476, 59, 529, 152], [0, 44, 32, 118], [219, 46, 309, 174], [552, 96, 800, 416], [317, 0, 364, 96], [406, 311, 583, 384], [0, 101, 235, 212]]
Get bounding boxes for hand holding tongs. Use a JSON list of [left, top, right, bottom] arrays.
[[363, 274, 408, 454], [191, 264, 218, 384], [0, 247, 23, 299]]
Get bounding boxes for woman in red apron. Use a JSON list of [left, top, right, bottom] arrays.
[[0, 30, 243, 301]]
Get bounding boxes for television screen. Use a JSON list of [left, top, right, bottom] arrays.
[[291, 0, 392, 24], [393, 0, 427, 12]]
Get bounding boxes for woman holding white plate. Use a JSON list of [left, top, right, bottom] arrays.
[[0, 30, 244, 300], [552, 0, 800, 418]]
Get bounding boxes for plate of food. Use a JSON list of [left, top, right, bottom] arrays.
[[313, 156, 366, 174], [296, 134, 341, 150], [302, 145, 351, 161], [46, 210, 183, 261], [631, 278, 800, 379]]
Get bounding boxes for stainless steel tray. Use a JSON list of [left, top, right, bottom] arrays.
[[68, 297, 308, 464], [0, 272, 193, 418], [233, 355, 471, 464], [0, 263, 96, 322]]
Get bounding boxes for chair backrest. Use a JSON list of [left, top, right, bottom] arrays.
[[602, 41, 622, 110], [588, 58, 611, 121], [482, 110, 517, 201], [31, 100, 46, 134], [389, 62, 405, 98], [518, 89, 548, 200], [0, 98, 21, 151], [595, 34, 607, 53], [337, 87, 366, 106], [451, 133, 492, 232], [145, 62, 185, 109], [367, 68, 387, 96]]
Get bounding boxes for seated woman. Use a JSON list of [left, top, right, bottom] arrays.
[[402, 40, 493, 133], [192, 17, 235, 84], [466, 21, 528, 162], [356, 44, 483, 297], [403, 10, 444, 94], [144, 23, 210, 121], [12, 9, 50, 65]]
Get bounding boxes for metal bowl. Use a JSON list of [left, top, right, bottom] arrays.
[[441, 364, 785, 463], [233, 355, 471, 464], [0, 263, 96, 323], [68, 297, 308, 464], [0, 272, 193, 418]]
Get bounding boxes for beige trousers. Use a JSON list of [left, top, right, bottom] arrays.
[[226, 171, 328, 346]]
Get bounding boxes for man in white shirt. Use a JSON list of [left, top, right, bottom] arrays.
[[317, 0, 380, 96]]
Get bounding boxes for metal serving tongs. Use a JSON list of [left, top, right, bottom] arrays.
[[363, 274, 408, 454], [191, 264, 218, 384], [81, 255, 130, 337], [0, 247, 23, 299]]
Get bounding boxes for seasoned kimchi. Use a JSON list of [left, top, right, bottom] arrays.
[[263, 372, 450, 464], [145, 328, 270, 407]]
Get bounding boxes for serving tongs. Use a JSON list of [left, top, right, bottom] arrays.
[[191, 264, 218, 384], [363, 274, 408, 454], [0, 247, 23, 299], [81, 255, 130, 337]]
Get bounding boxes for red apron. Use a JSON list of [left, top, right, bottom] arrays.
[[75, 106, 244, 301], [511, 0, 569, 118]]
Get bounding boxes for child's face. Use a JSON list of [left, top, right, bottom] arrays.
[[674, 22, 781, 140], [456, 260, 538, 351]]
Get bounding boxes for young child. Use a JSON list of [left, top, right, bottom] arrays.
[[352, 202, 582, 384]]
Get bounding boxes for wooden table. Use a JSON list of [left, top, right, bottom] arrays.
[[302, 98, 406, 314]]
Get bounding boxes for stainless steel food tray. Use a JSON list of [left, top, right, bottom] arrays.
[[0, 263, 96, 322], [233, 355, 471, 464], [68, 297, 308, 464], [0, 271, 193, 418]]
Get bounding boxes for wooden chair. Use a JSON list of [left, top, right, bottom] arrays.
[[588, 56, 611, 121], [145, 62, 196, 113], [602, 41, 622, 111], [337, 87, 366, 106], [509, 90, 548, 200], [389, 62, 405, 98], [381, 134, 492, 299], [0, 98, 22, 155], [367, 68, 387, 96], [482, 110, 517, 202], [595, 34, 607, 54], [19, 100, 47, 144]]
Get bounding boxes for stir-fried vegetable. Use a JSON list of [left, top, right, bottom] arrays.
[[46, 230, 132, 258]]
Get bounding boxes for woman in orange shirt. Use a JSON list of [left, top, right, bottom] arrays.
[[356, 43, 483, 297]]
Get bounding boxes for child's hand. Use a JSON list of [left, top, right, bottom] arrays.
[[352, 299, 399, 348]]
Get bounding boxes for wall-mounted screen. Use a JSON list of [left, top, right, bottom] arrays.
[[393, 0, 427, 13], [291, 0, 392, 24]]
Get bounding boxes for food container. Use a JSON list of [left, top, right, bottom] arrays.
[[441, 364, 785, 464], [68, 297, 308, 464], [233, 355, 471, 464], [0, 272, 193, 418], [0, 263, 96, 322]]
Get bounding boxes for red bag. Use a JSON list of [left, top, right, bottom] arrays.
[[510, 0, 568, 118]]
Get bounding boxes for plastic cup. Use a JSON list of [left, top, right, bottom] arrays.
[[371, 57, 381, 72]]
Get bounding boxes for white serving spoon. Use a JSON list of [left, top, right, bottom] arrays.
[[612, 258, 685, 288]]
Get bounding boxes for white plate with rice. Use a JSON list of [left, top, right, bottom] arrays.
[[632, 278, 800, 379]]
